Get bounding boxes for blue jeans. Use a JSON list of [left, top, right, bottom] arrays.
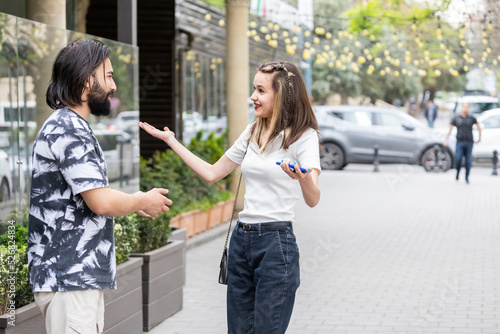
[[455, 141, 473, 180], [227, 222, 300, 334]]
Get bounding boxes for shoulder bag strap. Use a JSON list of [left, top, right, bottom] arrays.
[[222, 141, 249, 251]]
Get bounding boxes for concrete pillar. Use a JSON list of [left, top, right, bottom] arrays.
[[226, 0, 249, 209], [26, 0, 66, 29], [75, 0, 90, 34]]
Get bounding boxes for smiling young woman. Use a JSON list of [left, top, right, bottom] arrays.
[[139, 60, 321, 334]]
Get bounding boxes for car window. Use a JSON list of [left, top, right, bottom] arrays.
[[327, 111, 344, 120], [481, 115, 500, 129], [353, 112, 372, 126], [457, 102, 499, 114], [96, 134, 118, 152], [327, 111, 362, 124], [373, 112, 403, 128]]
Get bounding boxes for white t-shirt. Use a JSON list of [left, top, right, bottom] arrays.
[[225, 124, 321, 224]]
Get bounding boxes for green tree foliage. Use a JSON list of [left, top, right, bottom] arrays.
[[199, 0, 225, 12], [310, 0, 464, 104]]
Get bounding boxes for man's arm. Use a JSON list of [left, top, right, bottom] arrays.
[[81, 187, 172, 218], [443, 124, 454, 147], [475, 122, 482, 144]]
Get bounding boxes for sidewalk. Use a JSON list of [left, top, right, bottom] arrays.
[[150, 165, 500, 334]]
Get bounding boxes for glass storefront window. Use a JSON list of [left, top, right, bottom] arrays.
[[0, 13, 140, 223], [181, 50, 226, 145]]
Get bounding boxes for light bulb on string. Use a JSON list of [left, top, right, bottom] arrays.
[[411, 17, 417, 31]]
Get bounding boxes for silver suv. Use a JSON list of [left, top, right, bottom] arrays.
[[315, 105, 453, 171]]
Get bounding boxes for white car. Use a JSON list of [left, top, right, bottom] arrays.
[[473, 108, 500, 161], [109, 110, 139, 136], [446, 108, 500, 162], [0, 149, 12, 202], [453, 95, 499, 116], [93, 129, 135, 182]]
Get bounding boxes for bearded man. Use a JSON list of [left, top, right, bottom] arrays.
[[28, 39, 173, 333]]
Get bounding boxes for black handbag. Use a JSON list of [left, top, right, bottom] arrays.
[[219, 144, 247, 285], [218, 248, 229, 284]]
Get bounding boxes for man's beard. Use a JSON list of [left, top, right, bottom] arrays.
[[88, 81, 112, 117]]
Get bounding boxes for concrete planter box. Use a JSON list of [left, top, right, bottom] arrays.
[[178, 210, 195, 238], [130, 237, 186, 331], [0, 257, 144, 334], [222, 198, 235, 223], [193, 209, 209, 235], [103, 257, 144, 334], [0, 302, 44, 334], [207, 201, 224, 228]]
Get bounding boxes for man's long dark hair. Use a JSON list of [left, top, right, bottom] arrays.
[[46, 39, 111, 110]]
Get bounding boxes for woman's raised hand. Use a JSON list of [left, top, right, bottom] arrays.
[[139, 122, 176, 144]]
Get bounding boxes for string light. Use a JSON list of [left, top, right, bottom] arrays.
[[237, 6, 500, 82]]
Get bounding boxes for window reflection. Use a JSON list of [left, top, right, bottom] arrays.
[[0, 13, 140, 221], [181, 51, 226, 145]]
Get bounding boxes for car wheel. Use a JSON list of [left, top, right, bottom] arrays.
[[0, 178, 10, 202], [421, 146, 451, 172], [320, 143, 345, 170]]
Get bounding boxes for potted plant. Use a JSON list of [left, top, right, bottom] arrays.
[[115, 213, 186, 332]]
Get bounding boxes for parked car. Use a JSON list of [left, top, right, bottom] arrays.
[[107, 110, 139, 136], [461, 108, 500, 162], [0, 149, 12, 202], [93, 129, 135, 182], [315, 105, 453, 171], [452, 95, 499, 116]]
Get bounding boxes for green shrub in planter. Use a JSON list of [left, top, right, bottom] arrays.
[[114, 214, 140, 265], [0, 224, 33, 315], [140, 130, 232, 218], [114, 212, 172, 254]]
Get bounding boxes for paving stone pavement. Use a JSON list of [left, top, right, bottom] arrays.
[[149, 164, 500, 334]]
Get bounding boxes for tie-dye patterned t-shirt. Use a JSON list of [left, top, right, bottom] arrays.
[[28, 107, 116, 292]]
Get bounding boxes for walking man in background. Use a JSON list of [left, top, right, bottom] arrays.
[[444, 103, 481, 184], [425, 99, 438, 128], [28, 39, 173, 333]]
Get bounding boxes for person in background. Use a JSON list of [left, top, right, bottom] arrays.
[[425, 99, 438, 128], [28, 39, 172, 334], [139, 60, 321, 334], [444, 103, 482, 184]]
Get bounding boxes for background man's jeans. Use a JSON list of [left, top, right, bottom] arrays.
[[227, 223, 300, 334], [455, 141, 473, 180]]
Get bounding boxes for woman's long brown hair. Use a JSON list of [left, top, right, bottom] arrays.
[[249, 61, 318, 152]]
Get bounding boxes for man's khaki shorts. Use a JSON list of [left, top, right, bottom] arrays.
[[34, 290, 104, 334]]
